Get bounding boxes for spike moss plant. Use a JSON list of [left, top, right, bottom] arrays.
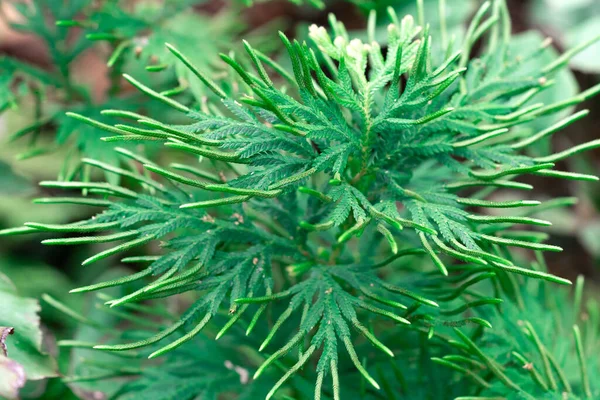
[[3, 1, 600, 399]]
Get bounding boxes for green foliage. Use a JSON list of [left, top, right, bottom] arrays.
[[0, 161, 32, 196], [1, 0, 122, 178], [530, 0, 600, 73], [1, 0, 600, 399], [0, 273, 57, 399], [42, 289, 275, 399], [0, 0, 256, 182], [436, 266, 599, 399]]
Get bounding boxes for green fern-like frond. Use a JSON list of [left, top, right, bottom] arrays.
[[58, 0, 249, 99], [3, 1, 600, 399], [0, 0, 261, 180], [435, 261, 599, 400], [42, 291, 275, 399]]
